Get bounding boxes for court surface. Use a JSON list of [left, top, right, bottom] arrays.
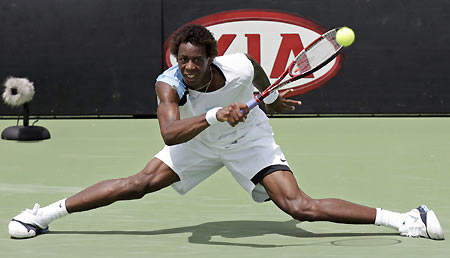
[[0, 117, 448, 258]]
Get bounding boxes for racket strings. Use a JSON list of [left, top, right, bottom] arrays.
[[261, 28, 342, 97], [292, 30, 340, 75]]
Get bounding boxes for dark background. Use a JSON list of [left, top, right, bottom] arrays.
[[1, 0, 449, 116]]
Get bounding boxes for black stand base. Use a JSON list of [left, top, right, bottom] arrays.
[[1, 126, 51, 141]]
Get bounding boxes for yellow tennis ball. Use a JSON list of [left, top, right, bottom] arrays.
[[336, 27, 355, 47]]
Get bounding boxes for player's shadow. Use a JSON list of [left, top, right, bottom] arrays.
[[50, 220, 401, 248]]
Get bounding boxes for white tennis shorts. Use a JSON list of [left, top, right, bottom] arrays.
[[154, 123, 290, 202]]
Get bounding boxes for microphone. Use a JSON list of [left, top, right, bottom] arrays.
[[1, 77, 50, 141]]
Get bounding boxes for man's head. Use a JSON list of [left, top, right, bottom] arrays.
[[169, 24, 218, 90], [169, 24, 218, 59]]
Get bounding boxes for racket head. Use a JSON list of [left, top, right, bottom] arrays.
[[259, 28, 343, 99], [289, 28, 342, 77]]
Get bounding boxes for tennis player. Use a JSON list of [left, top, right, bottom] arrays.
[[8, 24, 444, 240]]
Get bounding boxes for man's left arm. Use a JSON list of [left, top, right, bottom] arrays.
[[246, 54, 302, 113]]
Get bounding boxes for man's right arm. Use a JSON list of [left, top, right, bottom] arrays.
[[156, 81, 249, 145], [156, 81, 210, 145]]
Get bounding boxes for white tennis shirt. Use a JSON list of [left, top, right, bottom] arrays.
[[156, 53, 270, 147]]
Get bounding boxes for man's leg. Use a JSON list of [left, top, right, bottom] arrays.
[[261, 170, 376, 224], [66, 158, 180, 213], [9, 158, 179, 238], [260, 170, 444, 240]]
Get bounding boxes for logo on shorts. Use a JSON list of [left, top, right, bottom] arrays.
[[163, 10, 343, 97]]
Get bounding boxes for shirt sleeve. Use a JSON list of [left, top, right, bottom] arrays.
[[156, 66, 186, 100]]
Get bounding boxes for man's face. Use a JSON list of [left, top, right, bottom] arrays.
[[177, 42, 211, 90]]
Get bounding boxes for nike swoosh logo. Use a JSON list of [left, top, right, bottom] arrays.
[[409, 215, 419, 222]]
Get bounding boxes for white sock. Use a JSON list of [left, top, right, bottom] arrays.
[[38, 199, 69, 227], [374, 208, 402, 230]]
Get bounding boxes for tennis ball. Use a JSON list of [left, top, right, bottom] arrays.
[[336, 27, 355, 47]]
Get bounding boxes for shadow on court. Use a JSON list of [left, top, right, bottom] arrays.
[[49, 220, 401, 248]]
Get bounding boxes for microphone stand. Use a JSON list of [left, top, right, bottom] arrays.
[[1, 102, 50, 141]]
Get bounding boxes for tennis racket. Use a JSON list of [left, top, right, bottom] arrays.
[[244, 28, 343, 112]]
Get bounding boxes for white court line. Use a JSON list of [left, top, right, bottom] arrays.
[[0, 183, 82, 194]]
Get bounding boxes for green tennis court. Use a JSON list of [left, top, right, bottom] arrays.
[[0, 117, 448, 257]]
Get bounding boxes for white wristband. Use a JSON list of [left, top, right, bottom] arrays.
[[263, 90, 279, 104], [205, 107, 222, 126]]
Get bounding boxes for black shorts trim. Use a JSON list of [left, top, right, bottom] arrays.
[[251, 164, 292, 185]]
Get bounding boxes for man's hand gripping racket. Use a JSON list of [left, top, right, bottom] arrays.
[[243, 28, 344, 114]]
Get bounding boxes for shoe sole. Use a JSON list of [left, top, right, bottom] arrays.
[[9, 219, 49, 239], [426, 210, 445, 240]]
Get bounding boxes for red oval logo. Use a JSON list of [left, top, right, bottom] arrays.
[[163, 10, 342, 96]]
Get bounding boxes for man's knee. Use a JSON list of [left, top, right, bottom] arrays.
[[117, 176, 149, 200], [283, 198, 319, 222], [121, 163, 178, 199]]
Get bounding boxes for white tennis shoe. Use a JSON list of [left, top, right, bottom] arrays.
[[398, 205, 444, 240], [8, 203, 50, 239]]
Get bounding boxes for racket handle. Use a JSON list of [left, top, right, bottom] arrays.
[[246, 98, 260, 110], [240, 97, 260, 115], [228, 96, 260, 125]]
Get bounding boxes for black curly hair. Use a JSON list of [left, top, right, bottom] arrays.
[[169, 24, 218, 58]]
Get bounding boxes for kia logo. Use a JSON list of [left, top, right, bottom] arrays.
[[163, 10, 342, 96]]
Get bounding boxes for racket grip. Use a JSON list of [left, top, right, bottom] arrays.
[[229, 97, 260, 125], [240, 98, 259, 115]]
